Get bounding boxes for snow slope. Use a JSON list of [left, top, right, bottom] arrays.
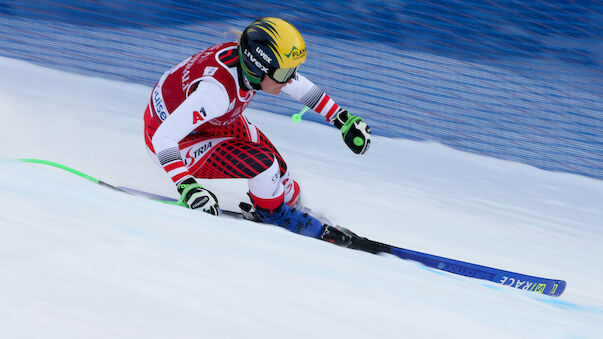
[[1, 56, 602, 338]]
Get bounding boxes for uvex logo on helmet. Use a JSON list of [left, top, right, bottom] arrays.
[[243, 49, 269, 73], [255, 47, 272, 63]]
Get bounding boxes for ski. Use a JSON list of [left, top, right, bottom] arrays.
[[344, 232, 566, 297], [386, 244, 566, 297], [20, 158, 567, 297]]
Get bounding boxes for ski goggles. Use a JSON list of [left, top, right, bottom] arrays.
[[269, 66, 298, 83]]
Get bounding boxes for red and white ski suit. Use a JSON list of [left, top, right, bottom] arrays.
[[144, 42, 344, 209]]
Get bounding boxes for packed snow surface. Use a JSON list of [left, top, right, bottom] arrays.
[[1, 57, 602, 338]]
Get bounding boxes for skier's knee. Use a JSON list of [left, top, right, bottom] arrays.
[[247, 146, 276, 175]]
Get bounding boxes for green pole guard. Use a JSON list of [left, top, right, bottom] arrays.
[[19, 158, 100, 184]]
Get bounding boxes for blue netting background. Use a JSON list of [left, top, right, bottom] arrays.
[[1, 0, 601, 179]]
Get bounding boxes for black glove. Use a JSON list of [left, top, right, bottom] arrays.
[[331, 110, 371, 154], [177, 177, 220, 216]]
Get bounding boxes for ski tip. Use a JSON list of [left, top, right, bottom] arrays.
[[548, 280, 566, 297]]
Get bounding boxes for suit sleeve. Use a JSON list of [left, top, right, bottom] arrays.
[[152, 78, 230, 185], [281, 73, 344, 122]]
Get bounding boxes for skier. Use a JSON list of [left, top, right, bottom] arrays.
[[144, 17, 371, 247]]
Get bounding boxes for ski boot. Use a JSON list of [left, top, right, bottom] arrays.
[[248, 197, 389, 254], [254, 201, 325, 238]]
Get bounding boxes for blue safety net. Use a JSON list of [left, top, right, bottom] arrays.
[[1, 0, 601, 179]]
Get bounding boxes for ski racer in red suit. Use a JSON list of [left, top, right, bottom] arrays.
[[144, 17, 372, 246]]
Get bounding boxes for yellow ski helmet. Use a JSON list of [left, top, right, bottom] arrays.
[[238, 17, 306, 86]]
